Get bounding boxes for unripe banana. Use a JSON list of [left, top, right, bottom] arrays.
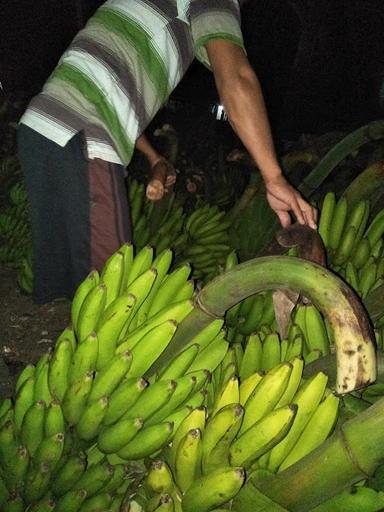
[[267, 371, 328, 472], [68, 332, 98, 386], [88, 350, 132, 402], [123, 379, 177, 422], [174, 428, 203, 493], [14, 376, 35, 433], [45, 399, 65, 437], [170, 407, 206, 468], [77, 283, 107, 343], [52, 454, 87, 496], [76, 396, 109, 441], [239, 371, 264, 406], [318, 191, 336, 248], [62, 370, 94, 426], [328, 196, 348, 251], [146, 460, 175, 496], [279, 392, 339, 471], [34, 432, 65, 470], [230, 404, 297, 468], [261, 332, 281, 371], [97, 416, 144, 453], [54, 488, 88, 512], [15, 364, 35, 394], [148, 264, 192, 317], [103, 377, 148, 426], [71, 269, 99, 333], [240, 362, 292, 435], [182, 466, 245, 512], [48, 337, 73, 401], [117, 422, 174, 460], [21, 400, 46, 456], [100, 250, 124, 307], [72, 458, 114, 497], [239, 333, 263, 379], [158, 344, 200, 380]]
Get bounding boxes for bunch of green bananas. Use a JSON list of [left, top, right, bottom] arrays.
[[318, 192, 384, 304], [0, 395, 132, 511], [129, 179, 186, 253], [0, 182, 31, 267], [138, 361, 339, 512], [179, 204, 232, 282]]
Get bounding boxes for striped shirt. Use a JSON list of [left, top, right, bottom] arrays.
[[20, 0, 244, 165]]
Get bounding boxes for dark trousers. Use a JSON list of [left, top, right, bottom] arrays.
[[17, 125, 131, 303]]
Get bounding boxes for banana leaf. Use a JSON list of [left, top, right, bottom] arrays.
[[299, 120, 384, 197]]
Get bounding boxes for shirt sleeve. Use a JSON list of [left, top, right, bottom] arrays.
[[189, 0, 245, 69]]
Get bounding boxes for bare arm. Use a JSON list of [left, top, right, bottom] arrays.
[[205, 39, 317, 228]]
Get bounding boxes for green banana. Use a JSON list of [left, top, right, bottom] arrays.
[[239, 362, 292, 435], [147, 374, 197, 425], [100, 250, 124, 307], [126, 245, 154, 287], [95, 293, 136, 369], [116, 299, 194, 352], [53, 488, 87, 512], [229, 404, 297, 468], [304, 304, 330, 356], [75, 396, 109, 441], [328, 196, 348, 251], [146, 459, 175, 495], [239, 371, 264, 406], [76, 283, 107, 343], [182, 466, 245, 512], [318, 191, 336, 248], [45, 399, 65, 436], [174, 428, 203, 493], [122, 379, 177, 422], [72, 458, 114, 497], [128, 320, 178, 377], [201, 403, 243, 472], [21, 400, 46, 456], [52, 454, 87, 496], [88, 350, 132, 402], [169, 407, 207, 468], [267, 371, 328, 472], [71, 269, 99, 333], [97, 416, 144, 453], [15, 364, 35, 394], [158, 344, 200, 380], [33, 432, 65, 470], [14, 376, 35, 432], [103, 377, 148, 426], [34, 355, 53, 405], [261, 332, 281, 371], [279, 392, 340, 471], [117, 422, 174, 460], [68, 332, 98, 386], [148, 264, 192, 317], [62, 370, 94, 426], [48, 337, 73, 401]]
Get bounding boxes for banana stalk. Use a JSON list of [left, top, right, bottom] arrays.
[[149, 256, 376, 394], [299, 120, 384, 197], [240, 396, 384, 512], [342, 160, 384, 212]]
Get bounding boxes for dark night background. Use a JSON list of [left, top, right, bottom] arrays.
[[1, 0, 384, 141]]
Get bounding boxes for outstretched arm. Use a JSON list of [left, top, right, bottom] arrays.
[[205, 39, 317, 229]]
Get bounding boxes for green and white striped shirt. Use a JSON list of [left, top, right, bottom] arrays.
[[20, 0, 244, 165]]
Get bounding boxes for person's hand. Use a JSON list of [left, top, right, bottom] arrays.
[[146, 158, 176, 201], [264, 175, 317, 229]]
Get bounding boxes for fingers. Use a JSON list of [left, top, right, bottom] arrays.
[[276, 210, 292, 228], [296, 197, 317, 230]]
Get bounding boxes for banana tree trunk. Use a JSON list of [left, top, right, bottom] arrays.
[[246, 396, 384, 511], [149, 256, 376, 394]]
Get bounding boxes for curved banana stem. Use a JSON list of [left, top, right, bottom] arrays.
[[153, 256, 376, 394]]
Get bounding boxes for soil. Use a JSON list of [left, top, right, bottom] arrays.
[[0, 263, 71, 399]]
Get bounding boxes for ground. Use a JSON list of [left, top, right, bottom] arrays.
[[0, 263, 71, 398]]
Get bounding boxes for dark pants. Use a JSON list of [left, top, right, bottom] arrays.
[[18, 125, 131, 303]]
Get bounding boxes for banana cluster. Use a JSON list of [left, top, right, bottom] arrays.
[[129, 179, 185, 254], [0, 181, 31, 268], [178, 204, 232, 282], [0, 394, 131, 510], [139, 361, 339, 512], [318, 193, 384, 308]]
